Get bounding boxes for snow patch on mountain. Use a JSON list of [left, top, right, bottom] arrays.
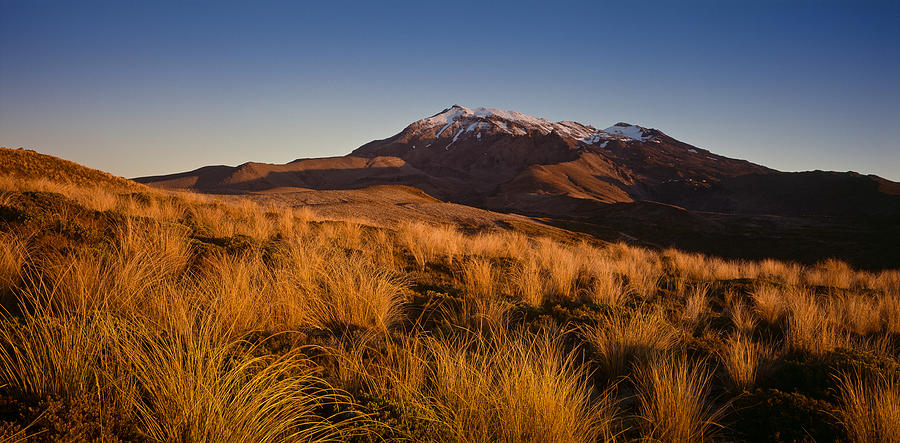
[[603, 123, 652, 141], [580, 132, 613, 145], [436, 121, 454, 137]]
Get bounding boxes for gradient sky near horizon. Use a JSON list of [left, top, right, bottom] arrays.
[[1, 1, 899, 180]]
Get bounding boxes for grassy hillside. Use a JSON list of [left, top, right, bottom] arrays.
[[0, 147, 142, 191], [0, 159, 898, 441]]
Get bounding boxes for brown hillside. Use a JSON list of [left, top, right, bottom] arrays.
[[0, 147, 143, 191]]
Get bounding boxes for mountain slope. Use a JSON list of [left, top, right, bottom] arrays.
[[666, 170, 900, 218], [135, 155, 460, 197], [0, 147, 586, 243]]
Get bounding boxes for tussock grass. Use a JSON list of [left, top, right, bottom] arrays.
[[0, 148, 141, 192], [399, 222, 464, 269], [835, 370, 900, 443], [0, 252, 375, 442], [757, 258, 804, 286], [535, 238, 580, 299], [189, 251, 280, 337], [466, 230, 529, 260], [583, 267, 629, 307], [872, 270, 900, 297], [665, 249, 752, 281], [121, 322, 370, 442], [680, 282, 711, 328], [0, 235, 25, 299], [511, 255, 548, 306], [581, 309, 681, 380], [343, 327, 622, 443], [635, 355, 724, 443], [750, 284, 785, 326], [441, 295, 511, 332], [0, 293, 103, 398], [726, 298, 757, 336], [0, 175, 122, 213], [185, 238, 407, 334], [719, 333, 771, 391], [275, 245, 408, 332], [609, 245, 662, 299], [35, 221, 190, 321], [0, 293, 373, 441], [449, 257, 513, 330], [829, 293, 883, 336], [880, 295, 900, 334], [186, 202, 237, 238], [784, 288, 846, 355], [312, 254, 408, 331], [2, 171, 899, 441], [459, 257, 498, 300], [805, 258, 857, 289]]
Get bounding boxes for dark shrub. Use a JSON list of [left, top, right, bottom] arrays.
[[730, 388, 843, 443]]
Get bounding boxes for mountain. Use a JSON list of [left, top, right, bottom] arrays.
[[137, 105, 898, 218], [135, 105, 900, 267], [137, 105, 779, 207], [351, 105, 774, 210]]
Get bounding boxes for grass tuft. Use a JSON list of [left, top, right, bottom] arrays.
[[635, 355, 724, 443], [835, 370, 900, 443]]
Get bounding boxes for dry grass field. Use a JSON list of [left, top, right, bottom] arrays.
[[0, 152, 898, 442]]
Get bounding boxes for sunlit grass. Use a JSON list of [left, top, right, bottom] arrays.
[[339, 327, 622, 443], [635, 355, 724, 443], [1, 170, 899, 441], [581, 308, 681, 380], [719, 333, 772, 391], [121, 322, 371, 442], [835, 370, 900, 443]]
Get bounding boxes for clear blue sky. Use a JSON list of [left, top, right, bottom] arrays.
[[2, 0, 899, 180]]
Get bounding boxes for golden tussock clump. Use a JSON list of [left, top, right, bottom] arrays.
[[581, 308, 681, 380], [719, 333, 773, 392], [336, 327, 622, 443], [634, 355, 725, 443], [835, 370, 900, 443]]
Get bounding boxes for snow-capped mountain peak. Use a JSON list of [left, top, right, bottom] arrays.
[[424, 105, 551, 128], [409, 105, 659, 145], [419, 105, 560, 137]]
